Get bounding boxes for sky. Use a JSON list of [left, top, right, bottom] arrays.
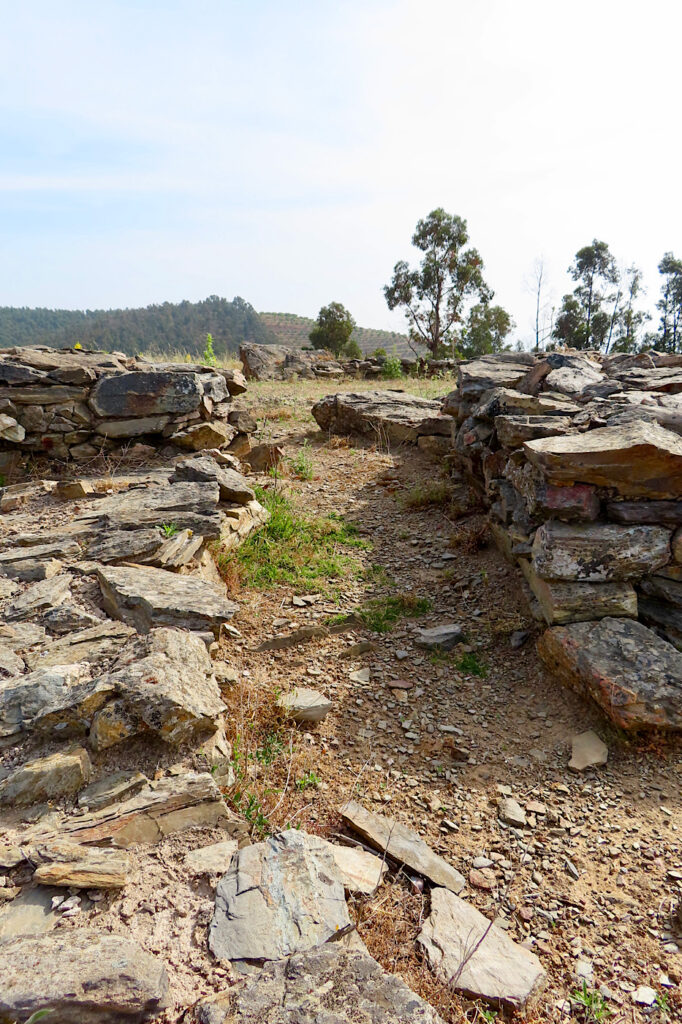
[[1, 0, 681, 346]]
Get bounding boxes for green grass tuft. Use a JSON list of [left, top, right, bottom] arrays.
[[358, 593, 432, 632]]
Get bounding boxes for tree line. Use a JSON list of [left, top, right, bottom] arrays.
[[0, 295, 278, 357], [311, 208, 682, 360]]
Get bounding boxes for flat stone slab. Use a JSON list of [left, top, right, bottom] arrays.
[[32, 840, 132, 888], [172, 455, 255, 504], [209, 830, 354, 968], [312, 390, 448, 443], [80, 480, 222, 537], [89, 370, 204, 417], [569, 730, 609, 771], [0, 930, 168, 1023], [531, 521, 670, 582], [85, 528, 164, 564], [0, 662, 100, 739], [184, 839, 239, 876], [319, 839, 388, 894], [524, 421, 682, 498], [24, 620, 134, 669], [415, 624, 465, 650], [0, 747, 91, 806], [340, 800, 465, 892], [277, 686, 332, 721], [537, 617, 682, 730], [97, 564, 238, 635], [418, 887, 546, 1010], [4, 574, 72, 621], [193, 946, 446, 1023], [519, 558, 638, 625]]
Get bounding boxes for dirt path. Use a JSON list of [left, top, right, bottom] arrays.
[[214, 383, 682, 1021]]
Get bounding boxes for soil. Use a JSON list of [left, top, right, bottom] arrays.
[[1, 375, 681, 1023]]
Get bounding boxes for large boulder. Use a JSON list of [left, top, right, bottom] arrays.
[[89, 370, 204, 417], [240, 343, 336, 381], [0, 931, 168, 1023], [191, 946, 446, 1024], [523, 421, 682, 499], [312, 390, 449, 443], [537, 616, 682, 730]]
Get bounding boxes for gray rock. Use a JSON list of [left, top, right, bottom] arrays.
[[78, 770, 149, 811], [32, 840, 132, 888], [79, 480, 222, 537], [90, 370, 203, 417], [0, 747, 91, 806], [497, 797, 526, 827], [40, 602, 102, 634], [0, 930, 168, 1023], [4, 574, 72, 621], [192, 946, 446, 1024], [0, 662, 103, 738], [172, 455, 255, 504], [0, 413, 25, 441], [415, 624, 465, 650], [24, 620, 135, 669], [0, 540, 80, 580], [85, 528, 164, 564], [312, 390, 447, 444], [97, 564, 238, 635], [418, 887, 546, 1010], [171, 421, 238, 450], [209, 830, 354, 968], [340, 800, 465, 892], [277, 687, 332, 722], [531, 521, 671, 582], [184, 839, 239, 876], [94, 415, 171, 437], [569, 730, 609, 771], [0, 886, 59, 939]]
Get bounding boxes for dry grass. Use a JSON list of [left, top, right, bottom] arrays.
[[448, 517, 490, 553]]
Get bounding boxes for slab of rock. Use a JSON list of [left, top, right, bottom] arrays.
[[495, 414, 574, 449], [277, 687, 332, 722], [96, 564, 238, 635], [81, 480, 222, 537], [569, 730, 608, 771], [0, 747, 91, 806], [606, 499, 682, 526], [312, 390, 447, 443], [192, 946, 446, 1024], [0, 886, 59, 939], [0, 412, 25, 441], [319, 840, 388, 894], [498, 797, 526, 827], [4, 574, 72, 621], [340, 800, 465, 892], [418, 887, 546, 1010], [524, 421, 682, 499], [476, 387, 579, 420], [95, 415, 171, 437], [78, 770, 149, 811], [0, 662, 106, 738], [147, 528, 204, 569], [172, 455, 255, 504], [209, 830, 355, 968], [40, 602, 102, 634], [519, 558, 637, 624], [531, 521, 670, 582], [0, 930, 168, 1023], [24, 620, 134, 669], [171, 421, 237, 450], [415, 624, 465, 650], [184, 839, 239, 876], [53, 771, 239, 847], [85, 528, 164, 564], [32, 840, 132, 888], [0, 540, 80, 580], [90, 370, 203, 417], [244, 442, 283, 472], [537, 617, 682, 730], [457, 354, 535, 401], [89, 628, 225, 749]]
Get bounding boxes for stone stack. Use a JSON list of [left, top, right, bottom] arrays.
[[0, 346, 250, 461], [443, 349, 682, 730]]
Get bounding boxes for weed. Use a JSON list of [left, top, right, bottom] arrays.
[[656, 992, 670, 1016], [381, 353, 403, 379], [571, 981, 611, 1022], [474, 1007, 498, 1023], [160, 522, 179, 538], [232, 790, 270, 836], [202, 332, 217, 366], [296, 770, 320, 791], [215, 486, 367, 591], [401, 480, 451, 509], [288, 440, 314, 481], [456, 652, 488, 677], [252, 731, 284, 765], [362, 563, 395, 586], [358, 593, 432, 632]]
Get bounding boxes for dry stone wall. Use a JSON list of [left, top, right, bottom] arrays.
[[0, 345, 250, 462], [443, 349, 682, 729]]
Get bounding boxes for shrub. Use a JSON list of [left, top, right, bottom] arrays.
[[381, 353, 403, 379], [202, 332, 217, 366]]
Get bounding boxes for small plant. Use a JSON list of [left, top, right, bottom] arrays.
[[160, 522, 179, 538], [401, 480, 451, 509], [296, 770, 320, 791], [358, 593, 432, 632], [381, 352, 403, 379], [456, 652, 488, 677], [288, 440, 314, 481], [252, 731, 284, 765], [571, 981, 611, 1022], [202, 332, 218, 367], [656, 992, 670, 1017], [475, 1007, 498, 1024]]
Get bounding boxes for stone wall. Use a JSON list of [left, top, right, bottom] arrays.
[[0, 346, 251, 462], [443, 349, 682, 730], [240, 341, 456, 382]]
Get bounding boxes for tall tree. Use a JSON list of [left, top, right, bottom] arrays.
[[656, 253, 682, 353], [459, 303, 513, 359], [553, 240, 619, 350], [526, 258, 554, 350], [308, 302, 356, 357], [383, 208, 493, 358], [608, 265, 649, 353]]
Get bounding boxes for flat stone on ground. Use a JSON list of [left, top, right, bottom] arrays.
[[184, 839, 239, 876], [0, 747, 91, 806], [415, 624, 466, 650], [32, 839, 132, 888], [276, 687, 332, 722], [569, 730, 609, 771]]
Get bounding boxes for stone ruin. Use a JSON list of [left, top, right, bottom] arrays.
[[314, 348, 682, 732], [0, 345, 252, 467], [240, 340, 456, 382]]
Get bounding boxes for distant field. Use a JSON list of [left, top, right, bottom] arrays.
[[260, 312, 413, 357]]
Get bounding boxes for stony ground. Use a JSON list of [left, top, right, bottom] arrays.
[[2, 373, 681, 1023]]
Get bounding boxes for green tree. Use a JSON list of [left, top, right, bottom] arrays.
[[309, 302, 356, 357], [608, 265, 649, 353], [383, 208, 492, 358], [459, 303, 513, 359], [656, 252, 682, 352], [344, 337, 362, 359], [553, 240, 619, 350]]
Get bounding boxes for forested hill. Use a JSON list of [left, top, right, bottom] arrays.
[[260, 312, 411, 356], [0, 296, 278, 357]]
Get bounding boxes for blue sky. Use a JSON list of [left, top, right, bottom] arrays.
[[1, 0, 681, 343]]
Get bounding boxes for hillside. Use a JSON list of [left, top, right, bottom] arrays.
[[260, 311, 412, 356], [0, 296, 278, 358]]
